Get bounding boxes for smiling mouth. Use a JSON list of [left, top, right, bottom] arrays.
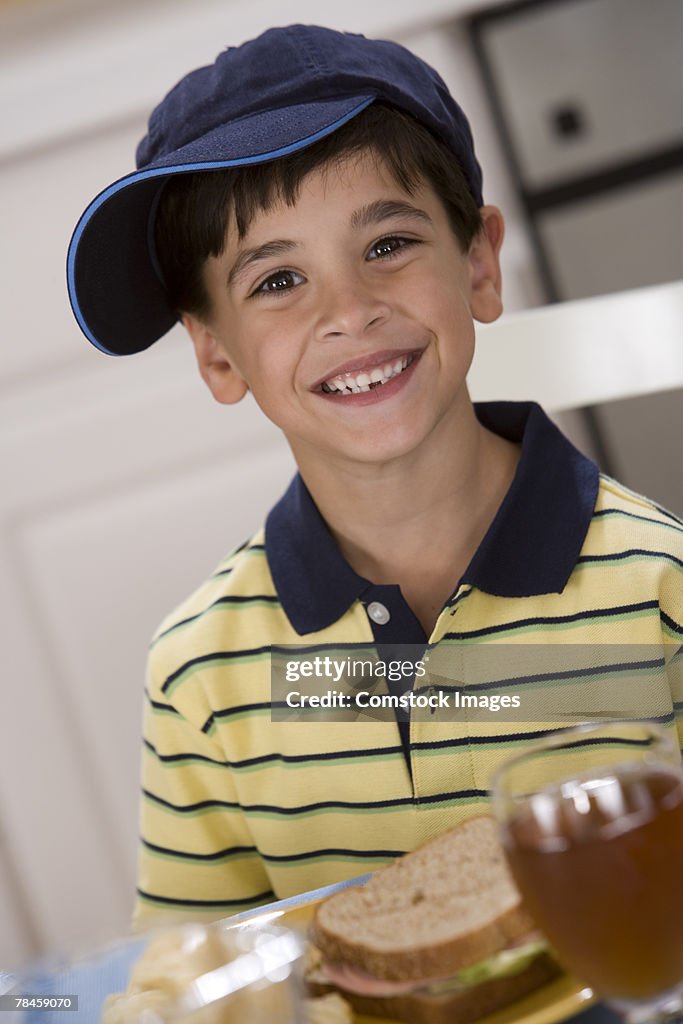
[[320, 353, 417, 395]]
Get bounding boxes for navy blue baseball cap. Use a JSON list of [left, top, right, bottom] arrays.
[[67, 24, 483, 356]]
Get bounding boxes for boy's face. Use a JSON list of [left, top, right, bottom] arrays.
[[184, 152, 504, 473]]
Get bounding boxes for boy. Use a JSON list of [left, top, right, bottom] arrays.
[[67, 25, 682, 928]]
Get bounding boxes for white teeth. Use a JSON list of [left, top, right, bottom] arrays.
[[321, 354, 414, 394]]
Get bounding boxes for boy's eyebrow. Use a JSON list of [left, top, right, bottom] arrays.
[[350, 199, 432, 231], [228, 200, 431, 288], [228, 239, 297, 287]]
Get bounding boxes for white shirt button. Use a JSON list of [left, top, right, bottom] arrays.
[[367, 601, 391, 625]]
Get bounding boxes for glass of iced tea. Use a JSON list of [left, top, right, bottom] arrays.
[[490, 720, 683, 1024]]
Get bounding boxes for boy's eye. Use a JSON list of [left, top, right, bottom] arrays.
[[367, 235, 418, 261], [252, 269, 304, 297]]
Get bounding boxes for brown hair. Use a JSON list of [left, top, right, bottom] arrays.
[[153, 103, 483, 319]]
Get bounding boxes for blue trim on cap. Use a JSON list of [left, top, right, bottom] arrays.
[[265, 403, 600, 635], [66, 96, 375, 354]]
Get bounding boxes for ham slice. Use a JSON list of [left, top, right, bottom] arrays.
[[318, 960, 453, 997]]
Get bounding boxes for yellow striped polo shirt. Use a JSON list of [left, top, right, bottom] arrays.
[[134, 402, 683, 928]]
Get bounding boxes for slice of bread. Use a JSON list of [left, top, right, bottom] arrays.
[[310, 815, 536, 983]]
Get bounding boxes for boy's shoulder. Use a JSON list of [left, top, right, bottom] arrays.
[[591, 474, 683, 551], [150, 524, 276, 651], [593, 473, 683, 532]]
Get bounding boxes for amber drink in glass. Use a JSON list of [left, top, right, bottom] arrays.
[[491, 721, 683, 1024]]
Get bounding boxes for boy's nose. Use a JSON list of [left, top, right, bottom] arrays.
[[313, 277, 392, 342]]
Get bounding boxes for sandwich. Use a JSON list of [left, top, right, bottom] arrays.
[[307, 815, 560, 1024]]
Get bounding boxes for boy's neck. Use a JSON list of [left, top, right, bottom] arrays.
[[292, 400, 520, 636]]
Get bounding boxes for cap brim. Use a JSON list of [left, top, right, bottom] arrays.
[[67, 95, 374, 356]]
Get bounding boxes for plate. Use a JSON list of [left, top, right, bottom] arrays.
[[229, 879, 596, 1024]]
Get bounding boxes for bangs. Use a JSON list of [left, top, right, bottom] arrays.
[[154, 104, 482, 319]]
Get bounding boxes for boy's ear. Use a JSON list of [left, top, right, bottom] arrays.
[[467, 205, 505, 325], [182, 313, 249, 405]]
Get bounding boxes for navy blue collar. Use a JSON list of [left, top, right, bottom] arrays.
[[265, 402, 599, 635]]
